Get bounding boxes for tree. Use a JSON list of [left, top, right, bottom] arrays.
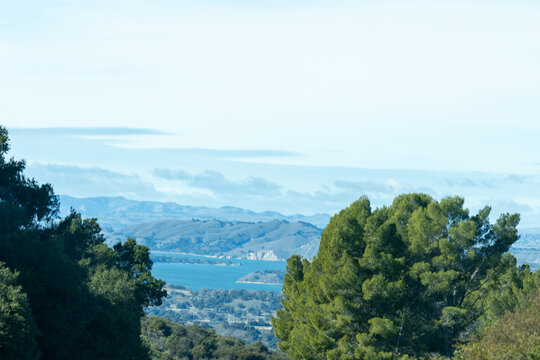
[[454, 289, 540, 360], [272, 194, 534, 359], [141, 316, 288, 360], [0, 262, 36, 360], [0, 126, 57, 231], [0, 125, 166, 359], [112, 238, 167, 308]]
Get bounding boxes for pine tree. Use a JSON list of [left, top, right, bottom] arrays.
[[272, 194, 533, 359]]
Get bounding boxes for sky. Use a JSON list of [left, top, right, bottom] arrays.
[[2, 0, 540, 228]]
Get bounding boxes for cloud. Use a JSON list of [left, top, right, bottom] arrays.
[[488, 199, 534, 214], [153, 173, 443, 215], [503, 174, 534, 184], [151, 149, 298, 159], [26, 163, 165, 200], [334, 179, 436, 198], [9, 127, 298, 161], [444, 178, 496, 188], [23, 163, 540, 229], [444, 174, 536, 189], [334, 179, 400, 194], [153, 168, 282, 196], [9, 127, 169, 136]]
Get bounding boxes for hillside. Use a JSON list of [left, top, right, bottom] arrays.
[[60, 195, 539, 266], [109, 219, 322, 260], [59, 195, 331, 231], [142, 316, 287, 360], [237, 270, 286, 285], [511, 231, 540, 271]]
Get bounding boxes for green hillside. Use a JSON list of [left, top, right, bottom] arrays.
[[110, 218, 322, 260]]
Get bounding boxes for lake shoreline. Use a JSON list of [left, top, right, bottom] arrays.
[[150, 250, 286, 262], [151, 252, 286, 291]]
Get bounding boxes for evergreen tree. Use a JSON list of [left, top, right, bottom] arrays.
[[0, 262, 36, 360], [272, 194, 534, 359], [0, 125, 166, 359]]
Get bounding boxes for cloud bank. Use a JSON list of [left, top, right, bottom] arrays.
[[9, 127, 169, 136], [26, 164, 164, 200], [153, 168, 282, 196]]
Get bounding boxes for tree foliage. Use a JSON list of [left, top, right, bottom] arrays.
[[142, 316, 288, 360], [454, 289, 540, 360], [272, 194, 535, 359], [0, 262, 36, 360], [0, 126, 166, 359]]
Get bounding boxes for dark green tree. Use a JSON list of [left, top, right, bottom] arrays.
[[0, 126, 58, 231], [0, 262, 36, 360], [272, 194, 534, 359], [0, 125, 166, 359]]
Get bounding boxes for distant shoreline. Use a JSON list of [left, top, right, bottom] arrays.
[[150, 251, 242, 266], [236, 280, 283, 286], [150, 250, 287, 262], [151, 250, 220, 258]]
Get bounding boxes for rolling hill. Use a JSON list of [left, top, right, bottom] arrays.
[[59, 195, 331, 231], [108, 218, 322, 260]]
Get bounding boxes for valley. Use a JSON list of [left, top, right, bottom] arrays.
[[147, 285, 283, 349]]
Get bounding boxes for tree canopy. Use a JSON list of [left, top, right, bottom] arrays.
[[455, 289, 540, 360], [0, 126, 166, 359], [272, 194, 537, 359], [0, 262, 36, 360], [142, 316, 288, 360]]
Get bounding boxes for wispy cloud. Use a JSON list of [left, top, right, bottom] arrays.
[[443, 174, 536, 189], [26, 163, 164, 200], [333, 179, 435, 199], [334, 179, 400, 194], [148, 149, 298, 159], [151, 169, 431, 215], [153, 168, 282, 196], [9, 127, 298, 160], [9, 127, 169, 136]]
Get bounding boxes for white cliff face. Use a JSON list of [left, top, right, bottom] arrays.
[[233, 238, 321, 261], [294, 239, 320, 259], [241, 250, 280, 261]]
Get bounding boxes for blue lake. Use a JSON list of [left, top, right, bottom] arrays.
[[151, 251, 286, 292]]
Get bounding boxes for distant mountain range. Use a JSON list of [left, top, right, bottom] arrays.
[[59, 195, 539, 267], [59, 195, 331, 231], [59, 195, 328, 260]]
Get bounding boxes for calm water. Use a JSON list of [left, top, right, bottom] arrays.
[[151, 251, 286, 291]]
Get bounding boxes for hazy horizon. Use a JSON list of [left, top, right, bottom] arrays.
[[3, 0, 540, 227]]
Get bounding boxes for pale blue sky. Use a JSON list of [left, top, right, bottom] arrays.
[[3, 1, 540, 227]]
